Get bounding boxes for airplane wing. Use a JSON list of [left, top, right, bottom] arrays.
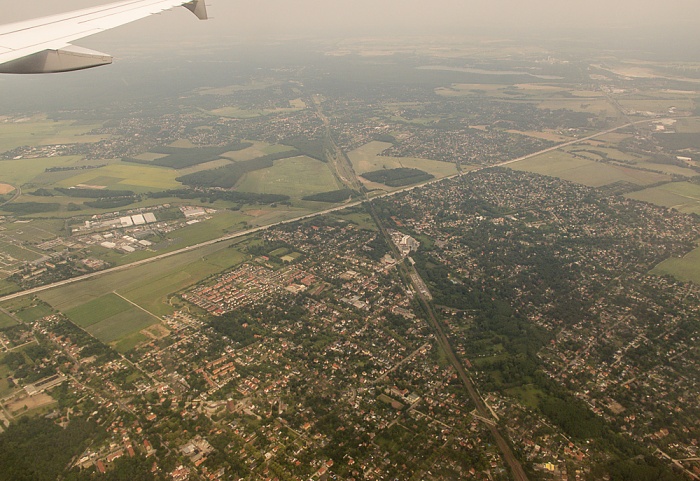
[[0, 0, 207, 74]]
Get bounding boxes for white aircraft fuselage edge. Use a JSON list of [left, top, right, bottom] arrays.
[[0, 0, 207, 74]]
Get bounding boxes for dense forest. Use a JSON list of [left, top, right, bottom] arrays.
[[361, 168, 434, 187]]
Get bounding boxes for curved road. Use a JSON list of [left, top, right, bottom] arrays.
[[0, 184, 21, 207]]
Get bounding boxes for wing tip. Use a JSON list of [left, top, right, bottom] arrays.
[[184, 0, 208, 20]]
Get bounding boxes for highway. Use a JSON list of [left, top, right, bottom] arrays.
[[0, 119, 652, 304]]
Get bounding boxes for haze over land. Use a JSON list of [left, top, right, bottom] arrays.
[[0, 1, 700, 480]]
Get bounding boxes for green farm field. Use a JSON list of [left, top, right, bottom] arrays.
[[0, 156, 85, 186], [236, 156, 340, 199], [0, 119, 106, 152], [86, 309, 156, 344], [15, 303, 54, 323], [626, 182, 700, 214], [64, 293, 133, 328], [0, 280, 19, 297], [652, 246, 700, 285], [509, 151, 670, 187], [64, 292, 158, 344]]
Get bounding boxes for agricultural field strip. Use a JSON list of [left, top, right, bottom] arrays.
[[110, 291, 162, 322], [0, 119, 660, 304]]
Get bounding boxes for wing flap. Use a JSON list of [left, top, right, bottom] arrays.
[[0, 45, 112, 74]]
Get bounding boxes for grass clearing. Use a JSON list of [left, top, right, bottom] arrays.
[[55, 162, 181, 193], [0, 242, 44, 262], [674, 117, 700, 134], [210, 99, 306, 119], [332, 210, 378, 231], [176, 158, 233, 176], [113, 332, 149, 353], [0, 364, 16, 397], [240, 205, 313, 227], [626, 182, 700, 214], [236, 156, 340, 199], [506, 384, 544, 410], [197, 80, 283, 96], [348, 141, 457, 179], [510, 150, 669, 187], [1, 218, 63, 243], [221, 142, 295, 162], [507, 130, 574, 143], [652, 245, 700, 284], [16, 303, 54, 323], [0, 311, 17, 328], [7, 393, 56, 415]]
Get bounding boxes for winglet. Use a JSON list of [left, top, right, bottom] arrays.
[[184, 0, 208, 20]]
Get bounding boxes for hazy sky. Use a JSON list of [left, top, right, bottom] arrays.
[[1, 0, 699, 112], [2, 0, 700, 38]]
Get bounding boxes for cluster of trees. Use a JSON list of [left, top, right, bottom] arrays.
[[1, 202, 60, 214], [654, 132, 700, 151], [208, 310, 259, 348], [150, 188, 288, 205], [0, 416, 105, 481], [361, 168, 434, 187], [55, 188, 135, 198]]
